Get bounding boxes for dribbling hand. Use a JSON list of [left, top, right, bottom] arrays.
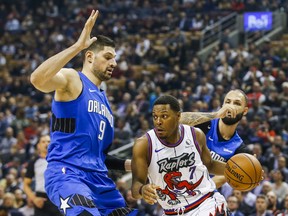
[[141, 184, 159, 205], [76, 10, 99, 50]]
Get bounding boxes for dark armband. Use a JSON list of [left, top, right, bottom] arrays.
[[105, 155, 126, 171]]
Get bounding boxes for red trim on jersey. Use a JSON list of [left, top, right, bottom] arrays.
[[191, 127, 201, 154], [164, 192, 214, 215], [146, 133, 152, 167]]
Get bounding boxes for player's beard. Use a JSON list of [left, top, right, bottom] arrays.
[[221, 112, 244, 125]]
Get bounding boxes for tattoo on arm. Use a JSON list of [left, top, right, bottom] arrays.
[[180, 112, 217, 126]]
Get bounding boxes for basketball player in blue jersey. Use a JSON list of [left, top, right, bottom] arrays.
[[180, 89, 250, 188], [30, 10, 137, 216], [131, 95, 229, 215]]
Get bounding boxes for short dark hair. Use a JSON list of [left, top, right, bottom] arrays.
[[153, 95, 180, 112], [257, 194, 268, 204], [230, 89, 248, 106], [84, 35, 115, 54]]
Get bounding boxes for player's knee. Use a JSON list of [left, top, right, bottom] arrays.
[[78, 210, 93, 216]]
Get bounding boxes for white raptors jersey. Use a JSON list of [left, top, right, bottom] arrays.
[[147, 124, 216, 213]]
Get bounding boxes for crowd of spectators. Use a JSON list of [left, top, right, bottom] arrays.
[[1, 0, 288, 215]]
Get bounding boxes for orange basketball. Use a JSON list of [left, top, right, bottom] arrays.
[[224, 153, 262, 191]]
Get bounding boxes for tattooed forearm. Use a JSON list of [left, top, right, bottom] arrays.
[[180, 112, 217, 126]]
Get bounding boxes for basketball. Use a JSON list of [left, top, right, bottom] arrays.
[[224, 153, 262, 191]]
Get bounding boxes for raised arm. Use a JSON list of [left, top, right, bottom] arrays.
[[131, 136, 158, 205], [194, 127, 226, 176], [30, 10, 99, 93], [180, 104, 237, 126]]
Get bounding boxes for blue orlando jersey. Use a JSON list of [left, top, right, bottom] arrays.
[[205, 119, 242, 162], [47, 72, 114, 171]]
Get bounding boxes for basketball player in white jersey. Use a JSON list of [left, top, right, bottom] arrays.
[[131, 95, 229, 216]]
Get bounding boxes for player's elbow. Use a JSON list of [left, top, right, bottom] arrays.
[[30, 74, 53, 93], [30, 73, 43, 88]]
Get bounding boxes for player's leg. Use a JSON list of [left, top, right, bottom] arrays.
[[188, 192, 230, 216], [45, 163, 101, 216], [86, 171, 138, 215]]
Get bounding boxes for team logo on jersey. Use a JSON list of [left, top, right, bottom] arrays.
[[155, 147, 165, 153], [210, 151, 226, 162], [157, 152, 196, 173], [89, 88, 97, 92], [60, 196, 72, 215], [223, 148, 232, 153], [87, 99, 114, 126], [157, 172, 204, 205], [59, 194, 96, 215]]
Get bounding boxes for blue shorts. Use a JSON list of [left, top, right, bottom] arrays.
[[45, 162, 137, 216]]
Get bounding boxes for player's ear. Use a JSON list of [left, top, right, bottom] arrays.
[[243, 106, 249, 116], [85, 51, 94, 63], [177, 111, 181, 118]]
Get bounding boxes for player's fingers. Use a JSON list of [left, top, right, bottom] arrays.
[[93, 10, 99, 20], [145, 188, 158, 200], [261, 169, 265, 180], [86, 10, 98, 27], [142, 186, 157, 203], [151, 184, 160, 190]]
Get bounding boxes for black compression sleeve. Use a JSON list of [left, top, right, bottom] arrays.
[[235, 143, 252, 154], [105, 155, 126, 171]]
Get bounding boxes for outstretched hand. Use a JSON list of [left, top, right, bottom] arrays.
[[76, 10, 99, 50], [216, 104, 237, 119]]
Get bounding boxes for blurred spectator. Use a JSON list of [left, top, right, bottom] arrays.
[[249, 194, 272, 216], [253, 180, 273, 197], [13, 189, 25, 209], [247, 82, 266, 108], [227, 195, 244, 216], [216, 57, 233, 83], [0, 185, 4, 206], [271, 169, 288, 203], [1, 173, 20, 194], [135, 119, 150, 138], [0, 192, 23, 216], [278, 156, 288, 182], [277, 194, 288, 215], [266, 144, 288, 172], [0, 113, 9, 138], [116, 92, 132, 118], [111, 117, 133, 150], [237, 116, 255, 144], [267, 190, 281, 215], [0, 127, 17, 164], [18, 198, 34, 216], [252, 143, 266, 164], [233, 190, 256, 215]]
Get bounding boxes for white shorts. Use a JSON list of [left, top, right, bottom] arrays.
[[163, 192, 228, 216]]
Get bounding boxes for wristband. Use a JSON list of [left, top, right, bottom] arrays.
[[139, 185, 144, 196]]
